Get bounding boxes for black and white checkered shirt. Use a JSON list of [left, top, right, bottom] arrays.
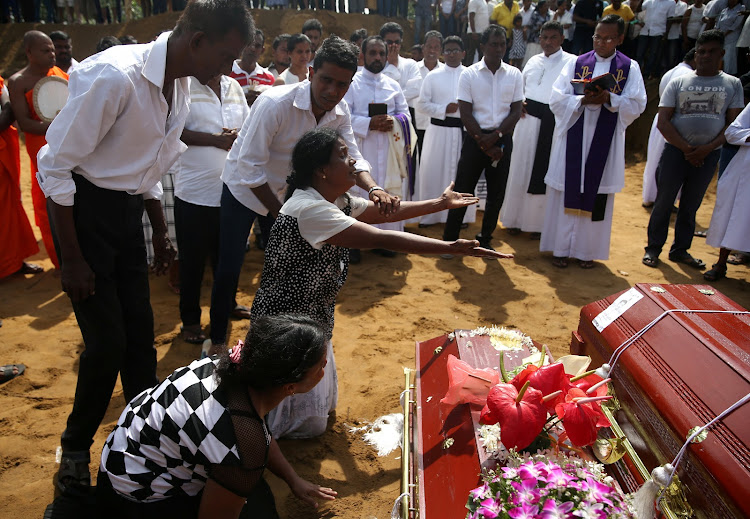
[[101, 357, 270, 502]]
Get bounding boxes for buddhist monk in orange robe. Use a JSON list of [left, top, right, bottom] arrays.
[[8, 31, 68, 269], [0, 75, 41, 278]]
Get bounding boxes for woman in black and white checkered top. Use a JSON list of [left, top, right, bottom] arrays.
[[249, 128, 513, 440], [97, 315, 337, 518]]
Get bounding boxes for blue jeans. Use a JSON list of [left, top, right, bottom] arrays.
[[637, 35, 664, 77], [440, 14, 456, 37], [646, 144, 721, 258], [209, 185, 269, 345], [414, 13, 432, 44]]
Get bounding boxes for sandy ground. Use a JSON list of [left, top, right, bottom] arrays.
[[0, 141, 748, 518]]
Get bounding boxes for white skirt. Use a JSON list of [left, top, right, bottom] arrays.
[[500, 114, 547, 232], [540, 187, 615, 261], [706, 147, 750, 252], [266, 340, 338, 439]]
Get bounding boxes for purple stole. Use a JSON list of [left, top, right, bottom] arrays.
[[393, 113, 416, 197], [564, 50, 630, 217]]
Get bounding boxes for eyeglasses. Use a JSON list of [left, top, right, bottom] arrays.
[[385, 39, 402, 46], [592, 35, 616, 43], [443, 48, 464, 55]]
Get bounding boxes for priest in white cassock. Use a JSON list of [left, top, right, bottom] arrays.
[[703, 103, 750, 282], [413, 31, 444, 167], [540, 15, 646, 269], [641, 48, 695, 207], [416, 36, 477, 226], [345, 35, 413, 241], [500, 21, 573, 237]]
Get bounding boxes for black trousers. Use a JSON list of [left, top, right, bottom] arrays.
[[443, 133, 512, 242], [645, 143, 721, 258], [59, 176, 158, 453], [174, 197, 235, 329]]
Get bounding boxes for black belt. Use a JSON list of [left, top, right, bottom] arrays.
[[430, 117, 463, 128]]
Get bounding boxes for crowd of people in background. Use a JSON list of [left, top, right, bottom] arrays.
[[1, 0, 749, 515]]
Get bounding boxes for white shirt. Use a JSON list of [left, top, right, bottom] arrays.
[[282, 188, 368, 249], [457, 58, 524, 130], [222, 81, 370, 215], [667, 0, 688, 39], [545, 51, 647, 194], [37, 32, 190, 206], [67, 57, 80, 75], [278, 67, 308, 85], [640, 0, 678, 36], [555, 10, 574, 40], [418, 64, 466, 120], [703, 0, 749, 17], [521, 4, 535, 25], [174, 76, 249, 207], [382, 56, 422, 105], [414, 59, 444, 129], [522, 48, 576, 104], [468, 0, 491, 33]]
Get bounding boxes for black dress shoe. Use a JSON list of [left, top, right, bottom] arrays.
[[475, 234, 494, 251]]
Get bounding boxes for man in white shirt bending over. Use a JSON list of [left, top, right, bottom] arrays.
[[35, 0, 253, 496], [210, 36, 398, 351]]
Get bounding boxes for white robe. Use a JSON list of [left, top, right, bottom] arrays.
[[706, 104, 750, 252], [345, 68, 411, 232], [415, 64, 477, 226], [642, 62, 693, 204], [541, 52, 647, 260], [501, 49, 575, 233]]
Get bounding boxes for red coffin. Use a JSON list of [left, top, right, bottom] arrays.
[[412, 332, 538, 519], [571, 283, 750, 519]]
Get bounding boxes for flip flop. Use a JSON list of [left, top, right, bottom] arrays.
[[180, 326, 207, 345], [668, 253, 706, 270], [506, 227, 522, 236], [552, 256, 568, 268], [727, 252, 750, 265], [0, 364, 25, 383], [18, 262, 43, 275], [578, 260, 595, 269], [642, 252, 659, 268], [231, 304, 251, 320], [693, 230, 707, 238]]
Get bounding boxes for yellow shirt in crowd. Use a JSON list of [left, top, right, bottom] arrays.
[[602, 4, 635, 22], [491, 0, 521, 31]]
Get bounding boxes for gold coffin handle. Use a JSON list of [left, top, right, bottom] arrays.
[[402, 368, 416, 519], [600, 401, 693, 519]]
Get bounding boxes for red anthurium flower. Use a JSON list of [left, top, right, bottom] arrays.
[[480, 403, 499, 425], [511, 365, 538, 390], [555, 388, 612, 447], [513, 362, 572, 411], [571, 372, 608, 397], [485, 382, 547, 450]]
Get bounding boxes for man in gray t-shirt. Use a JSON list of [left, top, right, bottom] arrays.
[[643, 29, 744, 270]]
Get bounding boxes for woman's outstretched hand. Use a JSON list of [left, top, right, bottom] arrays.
[[440, 181, 480, 209], [449, 239, 515, 259], [290, 476, 337, 508]]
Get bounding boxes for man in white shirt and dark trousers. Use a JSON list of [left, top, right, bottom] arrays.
[[35, 0, 253, 496], [210, 36, 396, 352], [636, 0, 675, 78], [442, 24, 523, 253]]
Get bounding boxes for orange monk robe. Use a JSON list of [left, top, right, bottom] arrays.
[[0, 76, 39, 278], [23, 65, 67, 268]]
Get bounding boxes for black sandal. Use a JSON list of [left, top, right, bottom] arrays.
[[668, 252, 706, 270], [642, 252, 659, 268], [703, 263, 727, 281]]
